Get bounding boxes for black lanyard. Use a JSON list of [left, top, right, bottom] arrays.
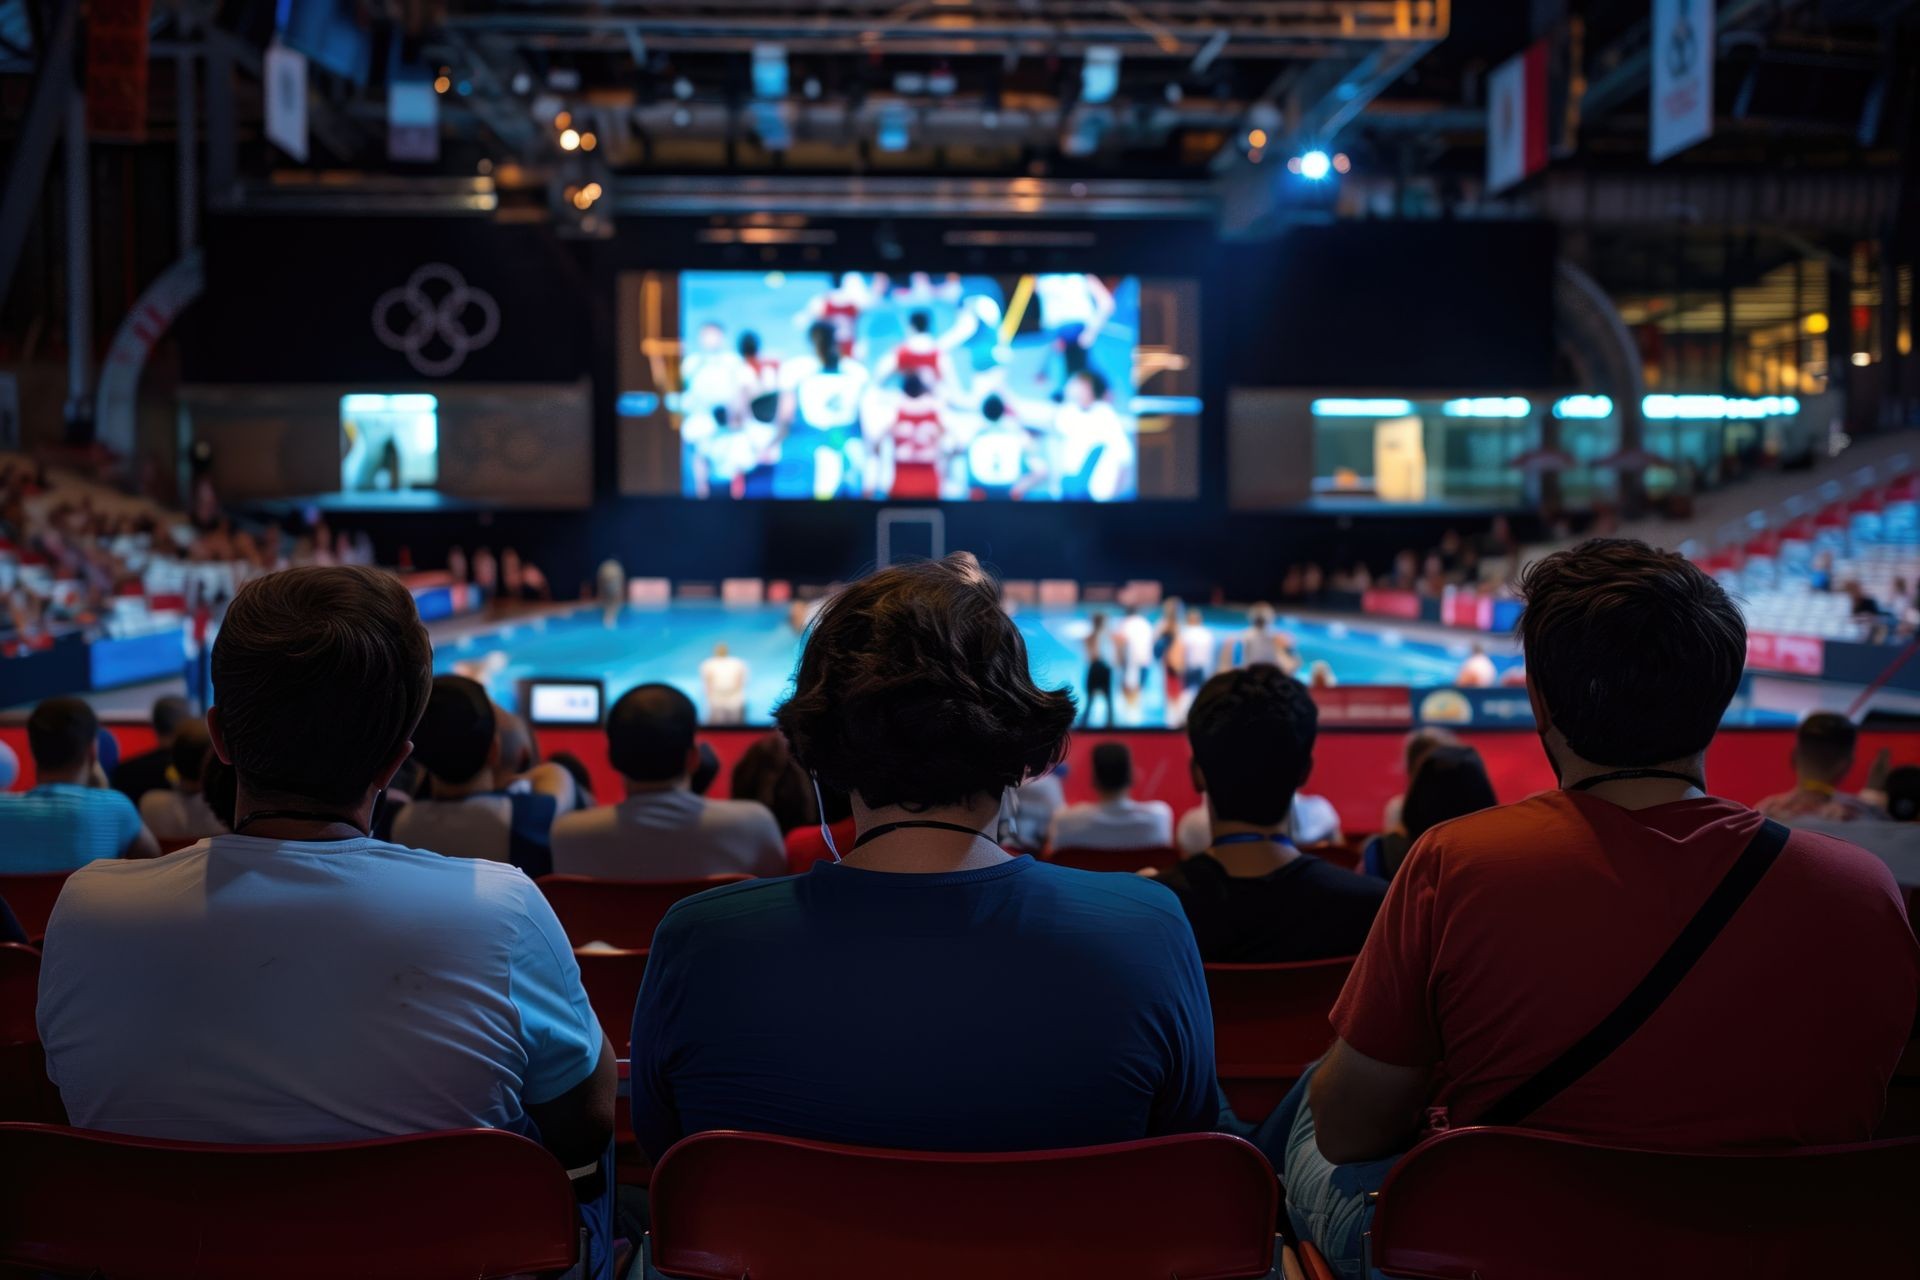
[[1210, 832, 1295, 849], [1567, 769, 1705, 793], [852, 819, 991, 850]]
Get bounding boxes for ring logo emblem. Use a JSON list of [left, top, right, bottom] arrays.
[[372, 264, 499, 377]]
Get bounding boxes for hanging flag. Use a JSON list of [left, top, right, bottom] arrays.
[[86, 0, 153, 140], [265, 40, 310, 163], [1486, 40, 1548, 195], [1650, 0, 1714, 161]]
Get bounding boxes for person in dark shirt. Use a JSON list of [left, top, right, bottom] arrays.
[[109, 695, 191, 804], [1157, 664, 1385, 961], [630, 555, 1216, 1158]]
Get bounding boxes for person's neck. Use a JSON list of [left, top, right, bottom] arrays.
[[1556, 750, 1707, 810], [840, 793, 1009, 874], [1796, 774, 1843, 795], [431, 772, 495, 801], [624, 776, 688, 798], [231, 786, 371, 841], [34, 764, 92, 787], [1206, 814, 1300, 877], [1095, 789, 1131, 806]]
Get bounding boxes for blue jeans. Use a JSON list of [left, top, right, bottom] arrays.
[[1237, 1066, 1402, 1280]]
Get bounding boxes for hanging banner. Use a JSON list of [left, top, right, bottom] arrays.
[[1650, 0, 1714, 162], [264, 41, 310, 163], [86, 0, 153, 140], [95, 249, 205, 468], [1486, 40, 1547, 194]]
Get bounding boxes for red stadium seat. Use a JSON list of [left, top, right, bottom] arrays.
[[0, 872, 71, 942], [1046, 846, 1180, 874], [1207, 957, 1354, 1118], [0, 1124, 581, 1280], [649, 1130, 1278, 1280], [535, 874, 747, 949], [1301, 842, 1364, 872], [1368, 1127, 1920, 1278], [0, 943, 59, 1124], [575, 947, 649, 1056], [0, 942, 38, 1044]]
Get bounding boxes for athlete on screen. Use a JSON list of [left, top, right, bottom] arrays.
[[961, 394, 1047, 500], [800, 272, 880, 359], [881, 373, 948, 501], [775, 321, 872, 500], [1052, 370, 1136, 503], [1033, 272, 1115, 391], [873, 311, 951, 399]]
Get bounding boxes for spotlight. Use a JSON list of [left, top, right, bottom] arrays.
[[580, 131, 597, 151], [1081, 46, 1120, 105], [1247, 128, 1267, 149], [673, 76, 694, 100], [554, 110, 571, 129], [1297, 149, 1332, 180], [1332, 152, 1351, 174], [433, 74, 451, 94], [671, 106, 692, 128], [559, 128, 581, 150]]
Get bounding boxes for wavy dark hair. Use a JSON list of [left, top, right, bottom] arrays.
[[775, 556, 1075, 809]]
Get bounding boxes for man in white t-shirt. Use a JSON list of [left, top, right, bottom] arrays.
[[37, 565, 617, 1277], [1049, 744, 1174, 852], [551, 682, 785, 880], [1053, 371, 1135, 502], [700, 642, 749, 725], [1114, 603, 1157, 715]]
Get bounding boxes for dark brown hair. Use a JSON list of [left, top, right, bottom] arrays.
[[775, 556, 1074, 809], [212, 565, 432, 806], [1518, 538, 1745, 767]]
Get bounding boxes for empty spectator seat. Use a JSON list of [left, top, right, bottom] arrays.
[[649, 1130, 1278, 1280], [536, 875, 748, 950], [1206, 957, 1354, 1118]]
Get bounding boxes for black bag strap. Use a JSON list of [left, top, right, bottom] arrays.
[[1480, 817, 1791, 1127]]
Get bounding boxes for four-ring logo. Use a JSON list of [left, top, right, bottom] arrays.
[[371, 264, 500, 377]]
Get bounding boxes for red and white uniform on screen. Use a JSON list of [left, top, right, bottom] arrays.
[[893, 335, 947, 385], [890, 400, 946, 500]]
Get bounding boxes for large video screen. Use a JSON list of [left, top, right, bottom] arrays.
[[674, 271, 1156, 503]]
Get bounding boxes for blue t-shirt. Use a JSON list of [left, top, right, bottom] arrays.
[[629, 855, 1216, 1158], [0, 784, 144, 871]]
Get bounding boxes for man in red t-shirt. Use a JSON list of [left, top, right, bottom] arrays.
[[1276, 538, 1920, 1272]]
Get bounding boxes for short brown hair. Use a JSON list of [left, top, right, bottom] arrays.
[[775, 556, 1074, 809], [1518, 538, 1744, 767], [212, 565, 432, 806]]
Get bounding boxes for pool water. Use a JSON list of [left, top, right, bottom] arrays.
[[440, 603, 1513, 727]]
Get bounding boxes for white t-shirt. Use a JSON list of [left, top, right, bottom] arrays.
[[138, 789, 227, 842], [550, 789, 786, 881], [700, 655, 749, 709], [1119, 615, 1156, 670], [37, 836, 601, 1143], [1176, 794, 1344, 854], [781, 356, 870, 432], [1179, 624, 1217, 677], [1035, 273, 1097, 327], [390, 791, 557, 872], [1055, 402, 1134, 502], [1049, 797, 1175, 852]]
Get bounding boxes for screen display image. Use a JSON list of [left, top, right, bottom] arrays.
[[523, 679, 604, 725], [340, 393, 439, 493], [676, 271, 1148, 503]]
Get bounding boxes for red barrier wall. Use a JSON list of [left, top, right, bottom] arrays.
[[5, 720, 1913, 833]]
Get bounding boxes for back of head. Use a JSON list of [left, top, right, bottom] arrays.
[[410, 676, 499, 786], [910, 309, 932, 334], [1249, 603, 1274, 630], [1793, 712, 1857, 783], [1404, 726, 1461, 777], [808, 320, 838, 368], [27, 697, 98, 773], [170, 719, 214, 784], [211, 565, 432, 807], [731, 732, 813, 833], [738, 331, 760, 358], [1885, 765, 1920, 822], [1518, 538, 1744, 767], [495, 708, 534, 776], [150, 695, 191, 741], [901, 372, 928, 400], [607, 683, 698, 783], [1091, 742, 1133, 794], [775, 555, 1074, 809], [981, 394, 1006, 423], [1185, 665, 1317, 826], [1402, 745, 1498, 841]]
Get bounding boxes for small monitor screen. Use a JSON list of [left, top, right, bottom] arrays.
[[341, 393, 439, 493], [524, 679, 604, 725]]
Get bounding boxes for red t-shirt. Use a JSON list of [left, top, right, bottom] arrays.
[[784, 818, 857, 876], [1333, 791, 1919, 1148]]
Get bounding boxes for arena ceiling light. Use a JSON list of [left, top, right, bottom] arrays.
[[1552, 395, 1614, 419], [1294, 149, 1333, 180], [1441, 397, 1531, 418], [1642, 395, 1800, 420], [752, 44, 788, 98], [1311, 398, 1414, 417], [1081, 46, 1120, 105]]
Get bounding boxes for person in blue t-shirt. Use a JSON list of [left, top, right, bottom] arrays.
[[0, 697, 159, 871], [629, 555, 1217, 1158]]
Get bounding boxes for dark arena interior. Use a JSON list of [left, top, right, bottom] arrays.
[[3, 0, 1920, 1275]]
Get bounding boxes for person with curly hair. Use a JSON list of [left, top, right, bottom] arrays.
[[628, 554, 1217, 1157]]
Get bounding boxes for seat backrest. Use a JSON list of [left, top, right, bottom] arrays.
[[0, 1123, 580, 1280], [0, 943, 41, 1044], [575, 947, 649, 1056], [650, 1130, 1277, 1280], [0, 872, 72, 940], [1300, 842, 1363, 872], [1046, 846, 1179, 874], [535, 875, 748, 949], [1370, 1127, 1920, 1279], [1205, 956, 1353, 1067]]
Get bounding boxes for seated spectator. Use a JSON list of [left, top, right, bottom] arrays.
[[1155, 666, 1384, 963], [1756, 712, 1885, 823], [1795, 763, 1920, 891], [0, 697, 159, 869], [390, 676, 558, 878], [546, 751, 597, 811], [493, 708, 579, 813], [1047, 743, 1173, 852], [1455, 642, 1497, 687], [137, 718, 229, 842], [109, 694, 191, 804], [550, 684, 785, 880], [1006, 763, 1066, 851], [1281, 539, 1919, 1274], [1380, 726, 1460, 835], [37, 565, 616, 1275], [785, 779, 855, 875], [630, 556, 1215, 1158], [1176, 787, 1342, 852], [1363, 744, 1497, 881], [731, 732, 816, 834]]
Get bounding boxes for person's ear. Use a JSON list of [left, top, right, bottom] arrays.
[[206, 707, 234, 765], [1189, 757, 1206, 794], [373, 740, 414, 794]]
